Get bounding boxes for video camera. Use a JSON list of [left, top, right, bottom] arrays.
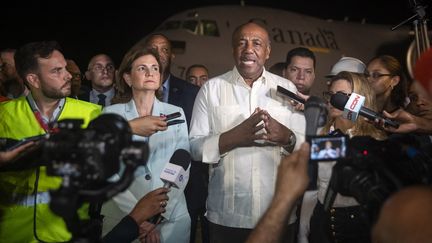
[[47, 114, 149, 242], [322, 134, 432, 222], [1, 114, 149, 242]]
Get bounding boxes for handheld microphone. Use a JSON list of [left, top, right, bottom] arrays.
[[160, 149, 190, 189], [304, 96, 328, 137], [330, 92, 399, 128], [304, 96, 327, 190], [277, 85, 306, 104], [149, 149, 191, 224]]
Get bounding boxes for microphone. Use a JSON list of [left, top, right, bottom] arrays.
[[160, 149, 190, 189], [304, 96, 327, 191], [149, 149, 191, 224], [277, 85, 306, 104], [330, 92, 399, 128], [304, 96, 328, 137]]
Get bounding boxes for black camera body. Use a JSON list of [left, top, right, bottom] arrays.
[[44, 114, 133, 185], [44, 114, 149, 242], [0, 114, 149, 242], [322, 134, 432, 222]]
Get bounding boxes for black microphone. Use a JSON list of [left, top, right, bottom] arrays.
[[277, 85, 306, 104], [330, 92, 399, 128], [304, 96, 328, 137], [149, 149, 191, 224], [304, 96, 327, 191]]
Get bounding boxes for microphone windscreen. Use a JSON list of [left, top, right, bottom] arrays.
[[330, 92, 349, 110], [304, 96, 328, 136], [169, 149, 191, 170]]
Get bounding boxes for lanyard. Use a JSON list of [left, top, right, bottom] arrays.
[[33, 110, 59, 133], [26, 95, 63, 133]]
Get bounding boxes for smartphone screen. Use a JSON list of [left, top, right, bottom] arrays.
[[309, 135, 348, 161]]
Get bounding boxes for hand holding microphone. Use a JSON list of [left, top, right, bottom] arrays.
[[148, 149, 191, 225], [129, 187, 170, 225], [330, 92, 399, 128]]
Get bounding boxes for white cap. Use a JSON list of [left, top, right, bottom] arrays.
[[325, 57, 366, 78]]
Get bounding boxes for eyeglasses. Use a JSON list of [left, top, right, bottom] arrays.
[[323, 91, 351, 101], [367, 72, 393, 80], [91, 64, 115, 73]]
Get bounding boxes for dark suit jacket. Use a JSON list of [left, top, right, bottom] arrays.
[[77, 84, 91, 102], [102, 215, 138, 243], [167, 75, 199, 127], [167, 75, 207, 215]]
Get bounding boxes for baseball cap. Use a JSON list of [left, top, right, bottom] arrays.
[[325, 57, 366, 78]]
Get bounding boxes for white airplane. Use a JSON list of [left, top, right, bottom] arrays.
[[144, 5, 413, 95]]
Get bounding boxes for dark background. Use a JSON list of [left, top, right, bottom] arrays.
[[1, 0, 429, 70]]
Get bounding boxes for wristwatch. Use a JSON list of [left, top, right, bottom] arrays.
[[281, 131, 296, 155], [287, 131, 296, 147]]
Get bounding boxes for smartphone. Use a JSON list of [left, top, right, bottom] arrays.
[[167, 119, 185, 126], [164, 112, 181, 121], [309, 135, 348, 161], [277, 85, 306, 104], [5, 134, 47, 151]]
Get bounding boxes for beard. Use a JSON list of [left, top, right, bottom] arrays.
[[41, 81, 71, 99]]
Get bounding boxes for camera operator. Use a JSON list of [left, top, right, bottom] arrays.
[[307, 72, 387, 243], [0, 146, 169, 243], [0, 41, 102, 242]]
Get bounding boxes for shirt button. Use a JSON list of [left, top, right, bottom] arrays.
[[145, 174, 151, 180], [330, 216, 335, 221]]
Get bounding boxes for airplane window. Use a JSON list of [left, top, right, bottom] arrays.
[[201, 20, 220, 37], [182, 20, 198, 33], [159, 21, 181, 30], [171, 40, 186, 54]]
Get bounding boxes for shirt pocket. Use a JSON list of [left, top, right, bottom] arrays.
[[211, 105, 245, 134]]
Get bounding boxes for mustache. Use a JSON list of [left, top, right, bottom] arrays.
[[61, 81, 71, 89]]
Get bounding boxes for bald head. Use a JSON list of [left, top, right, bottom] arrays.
[[231, 22, 270, 47], [85, 54, 115, 92], [232, 22, 271, 84], [372, 186, 432, 243]]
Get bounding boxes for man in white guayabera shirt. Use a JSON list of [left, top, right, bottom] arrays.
[[189, 22, 306, 243]]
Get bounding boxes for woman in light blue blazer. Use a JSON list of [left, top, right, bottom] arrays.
[[101, 47, 191, 243]]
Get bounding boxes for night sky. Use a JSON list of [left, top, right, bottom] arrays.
[[1, 0, 428, 70]]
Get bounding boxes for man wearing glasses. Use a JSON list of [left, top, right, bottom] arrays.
[[79, 54, 116, 107]]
